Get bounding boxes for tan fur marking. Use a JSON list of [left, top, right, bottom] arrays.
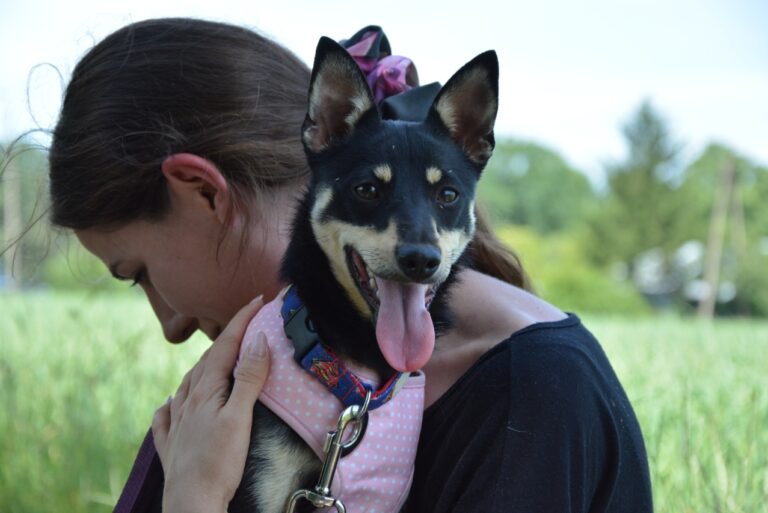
[[435, 100, 458, 133], [373, 164, 393, 183], [249, 432, 318, 513], [305, 57, 374, 152], [310, 187, 334, 220], [433, 200, 475, 282], [310, 215, 400, 319], [344, 94, 371, 127], [310, 196, 476, 315], [436, 68, 490, 128], [426, 167, 443, 185], [435, 69, 490, 133]]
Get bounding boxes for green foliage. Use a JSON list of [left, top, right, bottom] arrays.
[[584, 101, 686, 267], [678, 143, 768, 243], [0, 292, 205, 513], [478, 139, 596, 233], [498, 224, 650, 315], [4, 293, 767, 512], [678, 144, 768, 315], [731, 250, 768, 317], [40, 237, 126, 292], [1, 141, 51, 287]]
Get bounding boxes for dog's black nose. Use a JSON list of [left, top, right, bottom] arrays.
[[396, 244, 441, 281]]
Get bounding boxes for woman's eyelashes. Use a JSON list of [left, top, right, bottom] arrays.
[[109, 264, 144, 286], [130, 267, 148, 287]]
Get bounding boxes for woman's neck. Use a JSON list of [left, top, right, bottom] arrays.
[[422, 269, 566, 408]]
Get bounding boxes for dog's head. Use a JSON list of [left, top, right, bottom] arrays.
[[301, 37, 498, 372]]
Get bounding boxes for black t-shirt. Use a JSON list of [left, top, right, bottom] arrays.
[[404, 314, 653, 513]]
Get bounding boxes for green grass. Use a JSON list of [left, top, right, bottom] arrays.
[[591, 316, 768, 512], [1, 292, 767, 512], [0, 291, 206, 513]]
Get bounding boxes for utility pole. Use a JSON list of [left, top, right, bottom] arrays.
[[697, 159, 736, 318]]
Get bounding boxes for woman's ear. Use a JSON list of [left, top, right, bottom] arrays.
[[161, 153, 231, 225]]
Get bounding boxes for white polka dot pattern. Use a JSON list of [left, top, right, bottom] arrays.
[[239, 298, 426, 513]]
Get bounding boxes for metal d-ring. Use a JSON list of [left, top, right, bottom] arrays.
[[284, 391, 372, 513], [340, 389, 371, 456]]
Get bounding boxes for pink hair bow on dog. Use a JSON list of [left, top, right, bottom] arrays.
[[340, 26, 442, 122], [341, 26, 419, 105]]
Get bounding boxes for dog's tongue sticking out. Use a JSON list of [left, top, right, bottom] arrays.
[[375, 279, 435, 372]]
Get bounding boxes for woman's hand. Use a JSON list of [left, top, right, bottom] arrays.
[[152, 296, 270, 513]]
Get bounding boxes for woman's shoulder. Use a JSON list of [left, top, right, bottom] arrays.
[[447, 269, 569, 344], [414, 315, 653, 513], [428, 312, 617, 418], [412, 273, 653, 512]]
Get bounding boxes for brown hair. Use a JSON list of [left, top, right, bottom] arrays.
[[471, 205, 532, 290], [49, 18, 311, 231], [48, 17, 530, 289]]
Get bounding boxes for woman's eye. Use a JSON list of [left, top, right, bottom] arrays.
[[437, 187, 459, 204], [130, 268, 147, 287], [354, 183, 380, 201]]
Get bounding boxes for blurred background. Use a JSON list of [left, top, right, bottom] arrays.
[[1, 1, 767, 512]]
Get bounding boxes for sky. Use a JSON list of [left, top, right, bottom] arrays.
[[1, 0, 766, 184]]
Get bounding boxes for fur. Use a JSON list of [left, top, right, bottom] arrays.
[[228, 37, 498, 513]]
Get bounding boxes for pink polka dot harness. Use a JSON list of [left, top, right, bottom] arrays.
[[239, 291, 425, 513]]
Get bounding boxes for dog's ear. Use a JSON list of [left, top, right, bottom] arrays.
[[426, 51, 499, 168], [302, 37, 377, 153]]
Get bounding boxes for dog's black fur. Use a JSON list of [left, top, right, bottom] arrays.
[[228, 38, 498, 513]]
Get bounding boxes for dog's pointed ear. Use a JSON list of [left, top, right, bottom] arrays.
[[302, 37, 377, 153], [426, 51, 499, 168]]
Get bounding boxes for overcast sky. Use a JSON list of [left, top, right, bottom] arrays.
[[1, 0, 766, 183]]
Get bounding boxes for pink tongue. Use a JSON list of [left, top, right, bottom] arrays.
[[375, 278, 435, 372]]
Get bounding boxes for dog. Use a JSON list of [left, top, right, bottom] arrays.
[[228, 37, 499, 513]]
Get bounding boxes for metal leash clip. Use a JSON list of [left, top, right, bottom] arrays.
[[285, 390, 371, 513]]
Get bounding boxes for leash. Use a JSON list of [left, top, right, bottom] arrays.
[[285, 390, 371, 513]]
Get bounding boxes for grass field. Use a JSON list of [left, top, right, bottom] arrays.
[[1, 291, 767, 512]]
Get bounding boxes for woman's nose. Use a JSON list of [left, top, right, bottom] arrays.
[[161, 313, 199, 344], [144, 287, 198, 343]]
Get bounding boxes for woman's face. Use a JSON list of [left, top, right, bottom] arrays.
[[76, 192, 292, 343]]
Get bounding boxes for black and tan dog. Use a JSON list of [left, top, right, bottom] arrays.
[[229, 37, 499, 513]]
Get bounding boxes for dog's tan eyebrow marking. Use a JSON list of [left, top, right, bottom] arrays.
[[426, 166, 443, 184], [373, 164, 393, 183]]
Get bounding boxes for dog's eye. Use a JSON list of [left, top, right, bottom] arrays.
[[437, 187, 459, 204], [354, 183, 380, 201]]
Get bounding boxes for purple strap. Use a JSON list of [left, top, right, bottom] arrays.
[[113, 428, 163, 513]]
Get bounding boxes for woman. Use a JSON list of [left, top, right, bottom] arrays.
[[50, 18, 652, 513]]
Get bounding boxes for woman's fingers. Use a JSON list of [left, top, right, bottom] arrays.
[[155, 294, 266, 470], [228, 331, 270, 413], [170, 368, 193, 425], [202, 295, 264, 380], [149, 296, 270, 511], [152, 397, 172, 465]]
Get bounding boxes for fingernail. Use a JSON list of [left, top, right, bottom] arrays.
[[248, 332, 268, 359], [250, 295, 264, 305], [166, 395, 173, 404]]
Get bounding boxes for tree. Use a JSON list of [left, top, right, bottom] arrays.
[[584, 101, 686, 268], [477, 139, 595, 233]]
